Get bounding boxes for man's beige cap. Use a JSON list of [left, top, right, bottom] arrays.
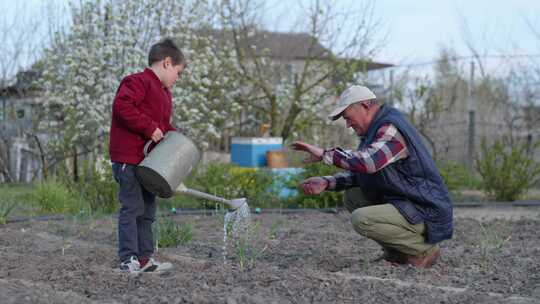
[[328, 85, 376, 121]]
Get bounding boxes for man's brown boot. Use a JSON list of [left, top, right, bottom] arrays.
[[371, 248, 408, 265], [407, 247, 441, 268]]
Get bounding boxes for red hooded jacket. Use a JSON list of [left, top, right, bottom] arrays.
[[109, 68, 176, 165]]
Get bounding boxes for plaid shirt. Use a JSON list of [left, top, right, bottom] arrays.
[[323, 123, 408, 190]]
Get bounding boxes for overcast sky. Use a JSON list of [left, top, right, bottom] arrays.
[[373, 0, 540, 64], [1, 0, 539, 68], [266, 0, 540, 65]]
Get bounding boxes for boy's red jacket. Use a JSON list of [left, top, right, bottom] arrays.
[[109, 68, 176, 165]]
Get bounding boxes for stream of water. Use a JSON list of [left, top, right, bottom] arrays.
[[222, 202, 251, 264]]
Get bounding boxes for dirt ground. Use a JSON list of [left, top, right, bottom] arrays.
[[1, 206, 540, 304]]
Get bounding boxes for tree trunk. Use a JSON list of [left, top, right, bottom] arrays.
[[280, 102, 302, 141], [269, 95, 279, 136], [31, 134, 48, 180], [72, 145, 78, 182]]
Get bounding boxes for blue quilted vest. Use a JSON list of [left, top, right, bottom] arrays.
[[355, 105, 453, 244]]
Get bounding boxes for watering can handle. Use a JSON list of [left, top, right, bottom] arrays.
[[144, 132, 169, 156], [143, 140, 153, 157]]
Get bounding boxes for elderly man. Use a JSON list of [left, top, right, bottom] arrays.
[[291, 85, 453, 268]]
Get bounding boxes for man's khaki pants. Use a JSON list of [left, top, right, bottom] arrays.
[[345, 187, 437, 257]]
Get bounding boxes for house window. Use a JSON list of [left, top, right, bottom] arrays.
[[286, 64, 293, 82], [17, 109, 25, 119]]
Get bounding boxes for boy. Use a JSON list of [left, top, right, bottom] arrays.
[[109, 38, 185, 273]]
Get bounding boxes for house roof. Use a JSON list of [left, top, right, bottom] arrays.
[[203, 29, 393, 70], [243, 31, 331, 60], [353, 60, 394, 71], [0, 70, 41, 97]]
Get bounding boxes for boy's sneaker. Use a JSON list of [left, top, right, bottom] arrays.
[[139, 257, 173, 273], [120, 256, 140, 273]]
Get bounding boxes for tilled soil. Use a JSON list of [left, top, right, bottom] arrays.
[[1, 206, 540, 304]]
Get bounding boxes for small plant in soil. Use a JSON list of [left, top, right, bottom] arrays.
[[48, 222, 73, 256], [49, 218, 97, 255], [215, 202, 227, 226], [478, 222, 511, 259], [269, 217, 284, 239], [232, 222, 268, 271]]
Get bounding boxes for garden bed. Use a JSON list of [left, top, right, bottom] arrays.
[[1, 206, 539, 304]]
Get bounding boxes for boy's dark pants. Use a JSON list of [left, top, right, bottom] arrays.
[[112, 163, 156, 262]]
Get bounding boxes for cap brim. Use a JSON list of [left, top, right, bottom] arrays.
[[328, 105, 348, 121]]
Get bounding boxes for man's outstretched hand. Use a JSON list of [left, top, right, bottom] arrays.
[[291, 141, 324, 163], [299, 177, 328, 195]]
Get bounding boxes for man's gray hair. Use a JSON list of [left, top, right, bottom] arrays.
[[352, 98, 379, 108]]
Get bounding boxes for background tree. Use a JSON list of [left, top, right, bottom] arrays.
[[392, 48, 468, 161], [218, 0, 384, 141]]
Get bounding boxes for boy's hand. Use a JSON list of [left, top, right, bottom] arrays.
[[151, 128, 164, 142]]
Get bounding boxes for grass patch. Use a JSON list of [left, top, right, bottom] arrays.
[[0, 184, 38, 218], [32, 180, 89, 214], [0, 201, 17, 224], [155, 216, 195, 249]]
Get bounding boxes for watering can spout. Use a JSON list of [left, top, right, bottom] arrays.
[[227, 198, 248, 210], [174, 184, 248, 211]]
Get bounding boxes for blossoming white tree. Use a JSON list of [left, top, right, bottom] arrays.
[[39, 0, 244, 175]]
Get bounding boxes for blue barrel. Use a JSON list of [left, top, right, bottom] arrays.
[[231, 137, 283, 167], [271, 167, 304, 197]]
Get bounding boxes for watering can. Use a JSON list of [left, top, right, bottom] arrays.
[[135, 131, 247, 210]]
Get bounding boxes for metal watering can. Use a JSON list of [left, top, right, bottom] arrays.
[[135, 131, 246, 210]]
